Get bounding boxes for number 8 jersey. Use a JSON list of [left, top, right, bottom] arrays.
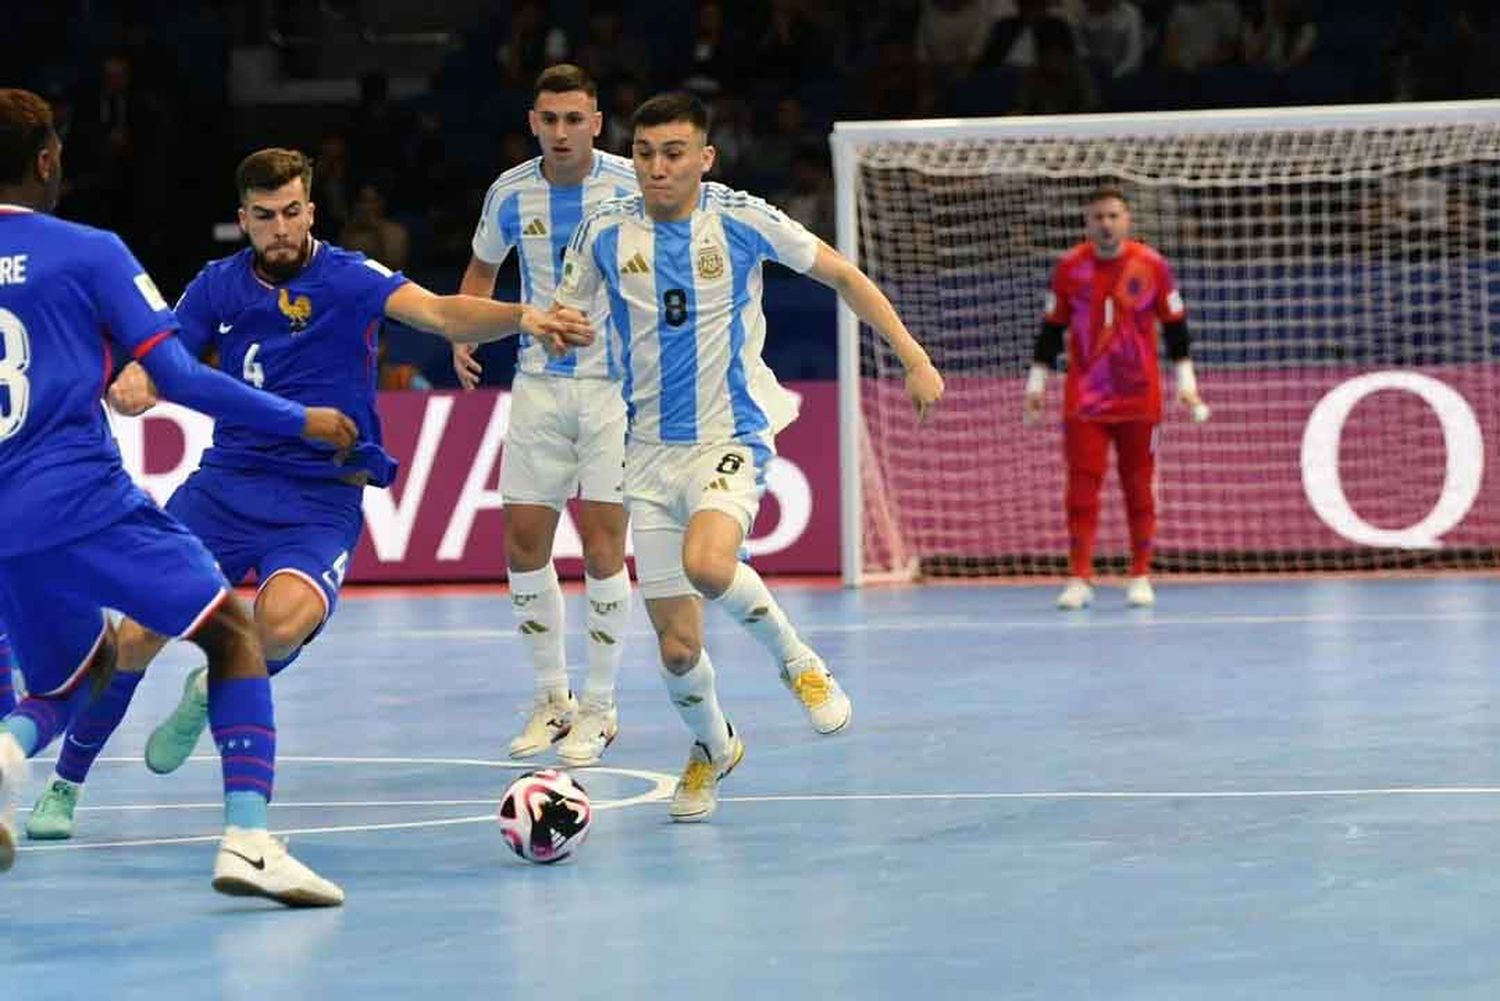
[[554, 182, 820, 446], [0, 207, 180, 558]]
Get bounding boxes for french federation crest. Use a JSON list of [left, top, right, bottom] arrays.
[[278, 288, 313, 332], [696, 242, 725, 281]]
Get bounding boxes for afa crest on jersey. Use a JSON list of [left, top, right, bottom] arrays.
[[278, 288, 313, 331], [696, 242, 725, 281]]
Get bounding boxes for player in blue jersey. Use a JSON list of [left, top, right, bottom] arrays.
[[23, 146, 592, 842], [452, 65, 639, 767], [0, 89, 366, 901], [554, 92, 945, 821]]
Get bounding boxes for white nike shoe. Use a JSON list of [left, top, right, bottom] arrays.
[[0, 731, 28, 873], [1056, 578, 1094, 610], [212, 827, 344, 907], [1125, 576, 1156, 607]]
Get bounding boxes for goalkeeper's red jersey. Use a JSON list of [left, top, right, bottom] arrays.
[[1043, 239, 1186, 423]]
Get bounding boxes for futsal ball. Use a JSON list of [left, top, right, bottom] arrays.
[[497, 768, 593, 864]]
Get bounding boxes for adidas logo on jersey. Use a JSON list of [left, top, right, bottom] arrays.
[[523, 218, 547, 236], [620, 252, 651, 275]]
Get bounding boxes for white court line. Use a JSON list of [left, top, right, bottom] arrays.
[[15, 756, 677, 855], [721, 787, 1500, 804], [373, 610, 1499, 642]]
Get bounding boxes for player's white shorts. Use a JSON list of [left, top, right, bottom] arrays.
[[499, 372, 627, 510], [626, 436, 774, 600]]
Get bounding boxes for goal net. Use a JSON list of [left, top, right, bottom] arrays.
[[831, 102, 1500, 584]]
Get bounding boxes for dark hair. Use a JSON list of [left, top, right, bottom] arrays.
[[235, 147, 314, 202], [631, 91, 710, 134], [0, 89, 56, 186], [535, 63, 597, 100], [1086, 185, 1129, 207]]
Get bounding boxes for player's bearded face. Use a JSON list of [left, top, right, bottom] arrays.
[[240, 179, 316, 282], [1086, 198, 1131, 255], [633, 123, 715, 221]]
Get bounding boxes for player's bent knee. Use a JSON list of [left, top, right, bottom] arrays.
[[192, 600, 267, 681], [114, 618, 168, 673], [656, 634, 701, 675]]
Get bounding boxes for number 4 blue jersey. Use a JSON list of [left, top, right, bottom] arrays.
[[176, 241, 408, 486], [0, 205, 180, 559]]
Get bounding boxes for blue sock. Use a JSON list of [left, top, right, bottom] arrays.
[[55, 671, 144, 784], [0, 632, 15, 717], [208, 676, 276, 830], [5, 713, 39, 756], [6, 694, 76, 757]]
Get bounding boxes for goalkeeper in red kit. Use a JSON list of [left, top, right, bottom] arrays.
[[1024, 187, 1208, 609]]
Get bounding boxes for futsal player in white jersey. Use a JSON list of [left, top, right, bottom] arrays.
[[454, 66, 639, 766], [555, 92, 944, 821]]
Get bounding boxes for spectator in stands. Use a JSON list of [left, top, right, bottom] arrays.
[[1162, 0, 1242, 72], [341, 182, 410, 273], [1013, 19, 1100, 113], [498, 0, 569, 88], [1077, 0, 1146, 79], [915, 0, 999, 86], [311, 132, 352, 237], [603, 77, 643, 155], [573, 2, 651, 92], [1242, 0, 1317, 72], [980, 0, 1076, 70], [680, 0, 736, 100], [774, 142, 836, 243], [377, 341, 432, 391], [757, 96, 808, 194], [752, 0, 832, 92]]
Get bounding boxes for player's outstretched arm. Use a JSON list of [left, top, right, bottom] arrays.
[[806, 243, 944, 422], [136, 335, 358, 449], [452, 256, 502, 390], [384, 282, 593, 348]]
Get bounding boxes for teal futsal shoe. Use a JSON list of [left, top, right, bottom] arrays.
[[145, 666, 209, 775], [26, 778, 79, 840]]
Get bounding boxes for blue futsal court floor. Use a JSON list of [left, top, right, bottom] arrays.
[[4, 576, 1500, 999]]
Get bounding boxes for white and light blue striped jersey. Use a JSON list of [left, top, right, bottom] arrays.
[[471, 150, 638, 380], [554, 182, 821, 446]]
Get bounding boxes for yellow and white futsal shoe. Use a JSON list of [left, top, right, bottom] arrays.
[[669, 725, 745, 823], [780, 652, 852, 735]]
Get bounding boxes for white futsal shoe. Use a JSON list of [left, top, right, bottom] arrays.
[[0, 731, 28, 873], [1056, 578, 1094, 610], [780, 652, 852, 735], [212, 827, 344, 907], [557, 699, 619, 767], [509, 690, 577, 759], [1125, 576, 1156, 607]]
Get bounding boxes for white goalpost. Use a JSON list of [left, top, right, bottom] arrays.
[[831, 100, 1500, 587]]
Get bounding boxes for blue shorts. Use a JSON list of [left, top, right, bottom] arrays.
[[166, 465, 364, 638], [0, 502, 229, 698]]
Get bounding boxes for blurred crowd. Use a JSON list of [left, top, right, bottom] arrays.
[[5, 0, 1496, 385]]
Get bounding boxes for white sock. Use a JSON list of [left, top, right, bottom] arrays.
[[661, 651, 731, 759], [713, 563, 811, 665], [509, 564, 568, 698], [583, 569, 630, 707]]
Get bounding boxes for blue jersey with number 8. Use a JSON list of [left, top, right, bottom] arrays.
[[0, 207, 179, 558]]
